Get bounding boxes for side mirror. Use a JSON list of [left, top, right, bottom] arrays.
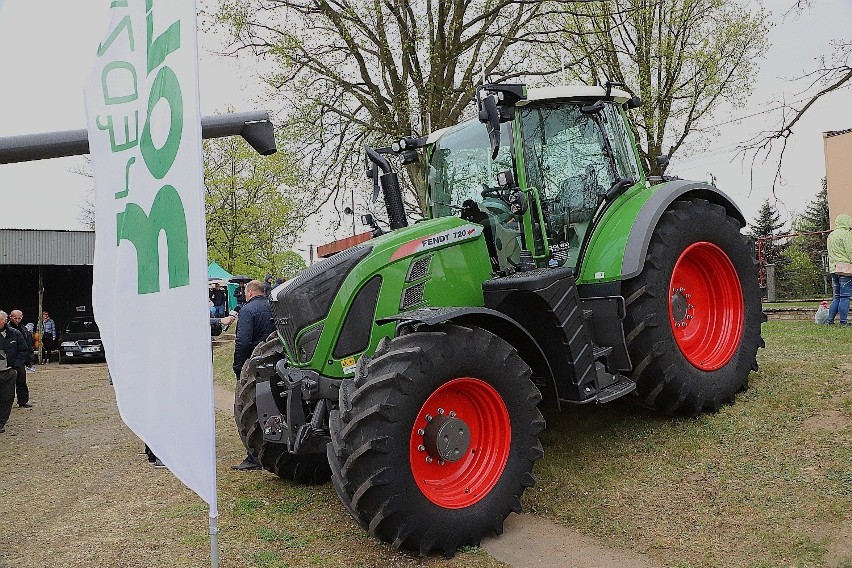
[[478, 94, 501, 160]]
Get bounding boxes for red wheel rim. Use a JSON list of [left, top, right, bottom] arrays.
[[409, 378, 510, 509], [668, 242, 744, 371]]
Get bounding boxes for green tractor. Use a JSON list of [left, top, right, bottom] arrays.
[[235, 83, 765, 554]]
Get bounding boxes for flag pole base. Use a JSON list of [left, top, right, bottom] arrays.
[[209, 514, 220, 568]]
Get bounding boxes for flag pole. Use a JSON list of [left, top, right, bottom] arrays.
[[210, 513, 220, 568]]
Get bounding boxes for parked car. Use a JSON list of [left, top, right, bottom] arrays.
[[58, 316, 104, 364]]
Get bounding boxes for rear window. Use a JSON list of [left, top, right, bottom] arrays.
[[66, 319, 99, 334]]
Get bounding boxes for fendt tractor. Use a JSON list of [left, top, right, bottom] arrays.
[[236, 83, 766, 554]]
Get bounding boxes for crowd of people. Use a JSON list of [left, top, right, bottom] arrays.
[[0, 309, 43, 434]]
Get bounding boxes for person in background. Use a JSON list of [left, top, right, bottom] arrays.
[[24, 323, 36, 372], [209, 283, 227, 318], [40, 311, 57, 363], [0, 311, 27, 434], [8, 310, 33, 408], [826, 213, 852, 327], [264, 274, 275, 297], [234, 283, 246, 308], [231, 279, 274, 471]]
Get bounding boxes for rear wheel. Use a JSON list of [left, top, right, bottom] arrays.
[[328, 324, 544, 555], [622, 199, 765, 414], [234, 338, 331, 483]]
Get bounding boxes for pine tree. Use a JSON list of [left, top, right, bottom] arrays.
[[748, 199, 786, 266]]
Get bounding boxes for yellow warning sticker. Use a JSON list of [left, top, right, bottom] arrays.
[[341, 356, 357, 374]]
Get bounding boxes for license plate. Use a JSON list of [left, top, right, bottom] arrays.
[[82, 346, 100, 353], [65, 352, 74, 357]]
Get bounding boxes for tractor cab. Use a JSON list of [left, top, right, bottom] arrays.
[[427, 84, 643, 274]]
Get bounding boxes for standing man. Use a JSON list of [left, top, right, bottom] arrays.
[[231, 279, 275, 471], [9, 310, 34, 408], [41, 311, 57, 364], [209, 284, 227, 319], [0, 311, 27, 434]]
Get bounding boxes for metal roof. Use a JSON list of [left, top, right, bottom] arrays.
[[0, 229, 95, 266]]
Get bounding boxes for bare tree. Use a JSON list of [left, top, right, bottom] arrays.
[[742, 1, 851, 189], [543, 0, 769, 177], [211, 0, 591, 213]]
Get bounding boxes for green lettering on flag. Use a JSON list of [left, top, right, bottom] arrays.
[[116, 184, 190, 294], [140, 65, 183, 179], [145, 2, 180, 74]]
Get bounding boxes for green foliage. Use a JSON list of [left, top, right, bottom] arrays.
[[203, 132, 315, 279], [548, 0, 770, 176], [775, 241, 823, 299], [211, 0, 565, 214]]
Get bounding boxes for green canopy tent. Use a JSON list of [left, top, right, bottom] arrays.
[[207, 261, 238, 311]]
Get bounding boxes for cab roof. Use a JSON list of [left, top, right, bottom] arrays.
[[521, 85, 632, 105], [426, 84, 632, 143]]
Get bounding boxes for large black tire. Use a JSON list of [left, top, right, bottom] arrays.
[[622, 199, 766, 415], [327, 324, 545, 555], [234, 338, 331, 483]]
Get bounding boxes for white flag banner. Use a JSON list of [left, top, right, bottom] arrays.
[[83, 0, 217, 517]]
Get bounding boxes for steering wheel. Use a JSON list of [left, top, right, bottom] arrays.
[[481, 185, 508, 199]]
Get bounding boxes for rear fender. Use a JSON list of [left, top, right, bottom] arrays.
[[377, 307, 560, 410], [620, 182, 745, 280], [579, 181, 745, 283]]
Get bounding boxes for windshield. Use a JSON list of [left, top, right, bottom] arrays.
[[428, 119, 513, 217], [66, 319, 99, 334]]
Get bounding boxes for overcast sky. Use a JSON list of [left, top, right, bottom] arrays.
[[0, 0, 850, 252]]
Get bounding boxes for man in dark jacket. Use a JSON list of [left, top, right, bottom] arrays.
[[231, 279, 275, 470], [9, 310, 34, 408], [0, 311, 28, 433]]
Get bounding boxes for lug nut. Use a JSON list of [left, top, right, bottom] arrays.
[[438, 460, 445, 466], [417, 428, 425, 436], [686, 294, 691, 298], [417, 444, 425, 452], [437, 408, 444, 415], [425, 414, 432, 422], [449, 411, 456, 418], [426, 456, 433, 463]]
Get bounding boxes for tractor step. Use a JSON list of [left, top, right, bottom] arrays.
[[595, 378, 636, 404]]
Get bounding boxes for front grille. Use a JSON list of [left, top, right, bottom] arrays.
[[400, 282, 425, 310], [406, 255, 432, 282], [271, 244, 372, 356]]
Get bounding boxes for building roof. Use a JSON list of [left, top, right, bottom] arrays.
[[824, 128, 852, 138], [0, 228, 95, 266]]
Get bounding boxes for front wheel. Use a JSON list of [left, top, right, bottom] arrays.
[[328, 324, 544, 555], [623, 199, 765, 414]]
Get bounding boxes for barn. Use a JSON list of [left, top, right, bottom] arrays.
[[0, 229, 95, 350]]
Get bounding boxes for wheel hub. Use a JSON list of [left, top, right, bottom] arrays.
[[421, 412, 470, 463], [670, 287, 694, 327]]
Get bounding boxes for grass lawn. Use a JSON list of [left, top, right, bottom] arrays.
[[208, 321, 851, 567], [527, 321, 851, 567]]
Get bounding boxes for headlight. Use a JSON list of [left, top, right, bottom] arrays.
[[60, 341, 77, 348]]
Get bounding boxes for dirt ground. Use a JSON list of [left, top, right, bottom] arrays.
[[0, 361, 658, 568]]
